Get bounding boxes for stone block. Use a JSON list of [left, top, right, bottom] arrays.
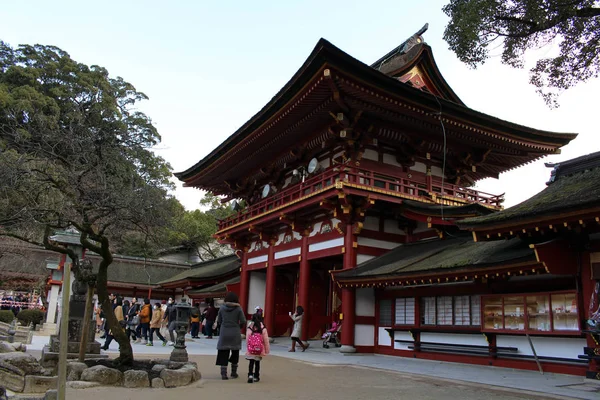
[[44, 389, 57, 400], [0, 352, 43, 375], [80, 365, 123, 385], [23, 375, 57, 393], [49, 335, 100, 354], [159, 368, 193, 388], [123, 370, 149, 388], [66, 361, 88, 381], [151, 377, 165, 388], [0, 368, 25, 392]]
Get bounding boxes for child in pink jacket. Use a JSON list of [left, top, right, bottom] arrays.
[[245, 307, 270, 383]]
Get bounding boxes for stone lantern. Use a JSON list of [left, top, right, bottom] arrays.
[[169, 299, 192, 362]]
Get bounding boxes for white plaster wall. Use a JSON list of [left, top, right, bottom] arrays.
[[378, 327, 392, 346], [357, 237, 400, 249], [355, 324, 375, 346], [364, 216, 379, 231], [363, 148, 378, 161], [591, 252, 600, 263], [431, 165, 444, 178], [384, 219, 405, 235], [247, 272, 266, 315], [308, 237, 344, 252], [420, 332, 488, 347], [248, 254, 268, 265], [355, 288, 375, 316], [496, 335, 586, 360], [357, 254, 375, 265], [274, 247, 301, 259], [382, 153, 401, 167], [410, 162, 427, 173], [393, 331, 414, 350]]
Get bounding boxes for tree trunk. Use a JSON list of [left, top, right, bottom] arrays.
[[96, 256, 133, 366], [78, 284, 94, 362]]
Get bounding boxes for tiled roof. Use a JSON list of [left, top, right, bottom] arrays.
[[187, 276, 241, 296], [459, 151, 600, 229], [157, 255, 240, 285], [335, 235, 534, 281]]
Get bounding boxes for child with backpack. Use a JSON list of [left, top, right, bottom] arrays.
[[245, 307, 270, 383]]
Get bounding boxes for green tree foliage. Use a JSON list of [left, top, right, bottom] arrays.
[[167, 193, 234, 261], [443, 0, 600, 105], [0, 41, 175, 365]]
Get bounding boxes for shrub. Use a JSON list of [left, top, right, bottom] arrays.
[[16, 309, 45, 328], [0, 310, 15, 323]]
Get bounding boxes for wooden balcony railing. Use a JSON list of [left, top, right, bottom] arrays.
[[217, 165, 504, 231]]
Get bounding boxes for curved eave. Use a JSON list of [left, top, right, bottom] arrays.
[[176, 38, 578, 185], [374, 43, 464, 105]]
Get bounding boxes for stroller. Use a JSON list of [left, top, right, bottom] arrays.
[[322, 321, 342, 348]]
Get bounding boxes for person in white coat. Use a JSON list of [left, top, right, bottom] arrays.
[[289, 305, 309, 352]]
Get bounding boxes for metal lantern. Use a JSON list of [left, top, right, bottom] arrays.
[[175, 300, 192, 330], [170, 299, 192, 362]]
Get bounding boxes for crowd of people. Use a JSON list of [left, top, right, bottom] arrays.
[[0, 292, 42, 315], [94, 291, 311, 384], [94, 294, 225, 350]]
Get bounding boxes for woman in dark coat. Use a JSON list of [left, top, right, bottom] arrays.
[[215, 292, 246, 380]]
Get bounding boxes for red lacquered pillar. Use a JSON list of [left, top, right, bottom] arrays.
[[340, 223, 356, 352]]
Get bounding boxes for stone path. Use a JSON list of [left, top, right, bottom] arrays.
[[27, 334, 600, 399]]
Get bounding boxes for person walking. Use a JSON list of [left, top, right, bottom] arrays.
[[245, 307, 269, 383], [205, 300, 218, 338], [126, 297, 140, 342], [163, 297, 177, 345], [148, 302, 167, 346], [289, 305, 309, 352], [138, 298, 152, 345], [101, 297, 125, 350], [215, 292, 246, 380], [190, 303, 201, 338]]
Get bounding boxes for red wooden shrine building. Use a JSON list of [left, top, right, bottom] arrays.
[[176, 28, 600, 376]]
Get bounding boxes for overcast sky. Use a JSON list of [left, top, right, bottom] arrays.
[[3, 1, 598, 210]]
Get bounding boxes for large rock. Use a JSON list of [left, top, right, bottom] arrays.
[[66, 362, 88, 381], [0, 368, 25, 392], [0, 352, 43, 375], [159, 368, 193, 388], [151, 364, 166, 373], [80, 365, 123, 385], [181, 363, 201, 382], [123, 370, 149, 388], [151, 377, 165, 388], [0, 342, 16, 353], [66, 380, 101, 389], [24, 375, 57, 393]]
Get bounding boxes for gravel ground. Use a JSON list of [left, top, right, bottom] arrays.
[[65, 354, 560, 400]]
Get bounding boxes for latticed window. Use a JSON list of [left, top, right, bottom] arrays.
[[394, 298, 415, 325], [378, 299, 392, 326]]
